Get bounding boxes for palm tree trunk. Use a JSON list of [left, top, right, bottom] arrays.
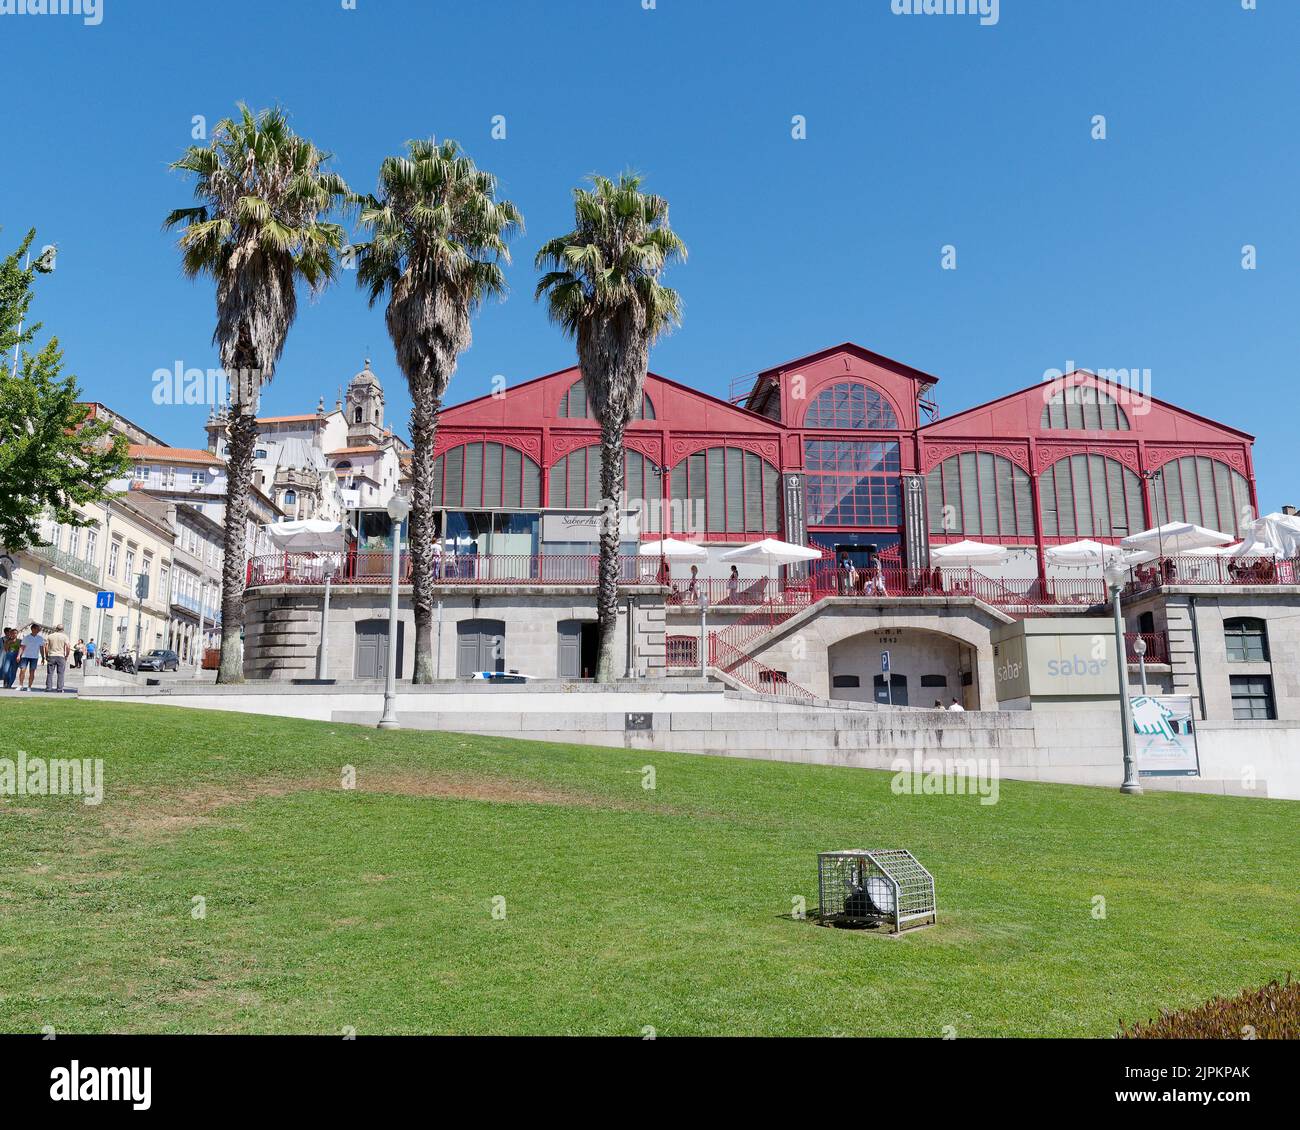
[[217, 409, 257, 683], [408, 384, 440, 683], [595, 415, 626, 683]]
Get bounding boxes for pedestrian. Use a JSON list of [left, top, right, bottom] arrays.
[[73, 639, 84, 669], [0, 627, 19, 688], [17, 623, 45, 691], [85, 638, 97, 668], [948, 697, 965, 712], [933, 699, 944, 709], [726, 565, 739, 603], [687, 564, 699, 602], [44, 623, 71, 693], [839, 555, 855, 595]]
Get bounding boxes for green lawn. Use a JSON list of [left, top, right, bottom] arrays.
[[1, 699, 1295, 1036]]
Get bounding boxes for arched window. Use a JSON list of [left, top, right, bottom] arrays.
[[431, 442, 541, 509], [1040, 385, 1131, 431], [548, 445, 662, 531], [803, 382, 898, 429], [1152, 455, 1252, 537], [926, 452, 1034, 537], [335, 460, 352, 471], [283, 490, 297, 505], [557, 377, 655, 420], [669, 446, 779, 535], [1224, 617, 1268, 662], [1038, 453, 1144, 538], [354, 408, 362, 424]]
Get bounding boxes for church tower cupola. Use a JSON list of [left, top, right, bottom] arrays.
[[345, 358, 386, 446]]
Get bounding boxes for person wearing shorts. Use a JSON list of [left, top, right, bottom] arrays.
[[17, 623, 45, 690]]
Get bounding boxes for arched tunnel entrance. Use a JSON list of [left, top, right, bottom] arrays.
[[827, 626, 978, 709]]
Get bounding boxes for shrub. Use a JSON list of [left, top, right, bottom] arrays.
[[1119, 976, 1300, 1039]]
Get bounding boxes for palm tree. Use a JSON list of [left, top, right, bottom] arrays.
[[165, 105, 348, 683], [352, 139, 522, 683], [535, 174, 686, 682]]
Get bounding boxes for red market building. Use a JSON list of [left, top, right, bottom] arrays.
[[424, 341, 1258, 584]]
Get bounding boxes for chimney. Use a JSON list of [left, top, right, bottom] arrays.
[[1282, 505, 1297, 517]]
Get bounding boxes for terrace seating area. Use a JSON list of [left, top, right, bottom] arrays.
[[247, 549, 1300, 606]]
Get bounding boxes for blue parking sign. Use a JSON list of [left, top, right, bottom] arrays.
[[96, 591, 114, 609], [881, 650, 890, 673]]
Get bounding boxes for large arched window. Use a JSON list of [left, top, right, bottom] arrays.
[[1152, 455, 1252, 537], [926, 452, 1034, 537], [1038, 453, 1144, 539], [1040, 385, 1131, 431], [548, 446, 662, 531], [431, 442, 541, 509], [557, 377, 655, 420], [669, 446, 779, 535], [803, 382, 898, 429]]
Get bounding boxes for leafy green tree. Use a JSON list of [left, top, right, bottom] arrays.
[[165, 105, 349, 682], [535, 174, 686, 682], [353, 139, 522, 682], [0, 231, 128, 552]]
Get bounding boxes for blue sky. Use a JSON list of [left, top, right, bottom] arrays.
[[3, 0, 1297, 506]]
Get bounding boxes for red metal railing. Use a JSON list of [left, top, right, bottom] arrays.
[[1126, 555, 1296, 596], [664, 576, 805, 608], [1124, 631, 1170, 664], [246, 551, 655, 588]]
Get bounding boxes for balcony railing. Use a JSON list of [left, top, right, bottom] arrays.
[[29, 542, 100, 584], [246, 551, 658, 589], [1125, 631, 1170, 664], [1126, 555, 1297, 596]]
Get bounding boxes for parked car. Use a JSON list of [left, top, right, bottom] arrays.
[[137, 649, 180, 672]]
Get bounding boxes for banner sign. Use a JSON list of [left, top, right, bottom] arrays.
[[902, 474, 930, 576], [541, 509, 639, 544], [1130, 694, 1200, 776]]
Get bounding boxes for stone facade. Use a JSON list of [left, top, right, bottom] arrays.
[[1125, 586, 1300, 721], [243, 585, 668, 682]]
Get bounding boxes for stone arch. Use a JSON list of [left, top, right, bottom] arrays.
[[744, 600, 1009, 708]]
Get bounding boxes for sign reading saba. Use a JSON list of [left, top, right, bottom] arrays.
[[991, 617, 1129, 710]]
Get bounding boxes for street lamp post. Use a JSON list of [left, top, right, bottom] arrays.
[[699, 592, 709, 679], [377, 494, 410, 730], [1133, 634, 1148, 695], [1105, 559, 1143, 795]]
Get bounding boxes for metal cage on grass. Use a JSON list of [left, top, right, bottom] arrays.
[[817, 849, 936, 934]]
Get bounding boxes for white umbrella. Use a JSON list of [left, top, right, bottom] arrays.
[[638, 537, 707, 559], [929, 539, 1007, 566], [1236, 513, 1300, 559], [265, 519, 349, 552], [721, 538, 822, 600], [1045, 539, 1126, 566], [721, 538, 823, 566], [1121, 522, 1234, 556], [1200, 542, 1280, 558]]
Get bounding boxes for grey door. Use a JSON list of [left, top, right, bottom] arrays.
[[457, 619, 505, 677], [557, 621, 582, 679], [355, 619, 404, 680], [873, 673, 908, 706]]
